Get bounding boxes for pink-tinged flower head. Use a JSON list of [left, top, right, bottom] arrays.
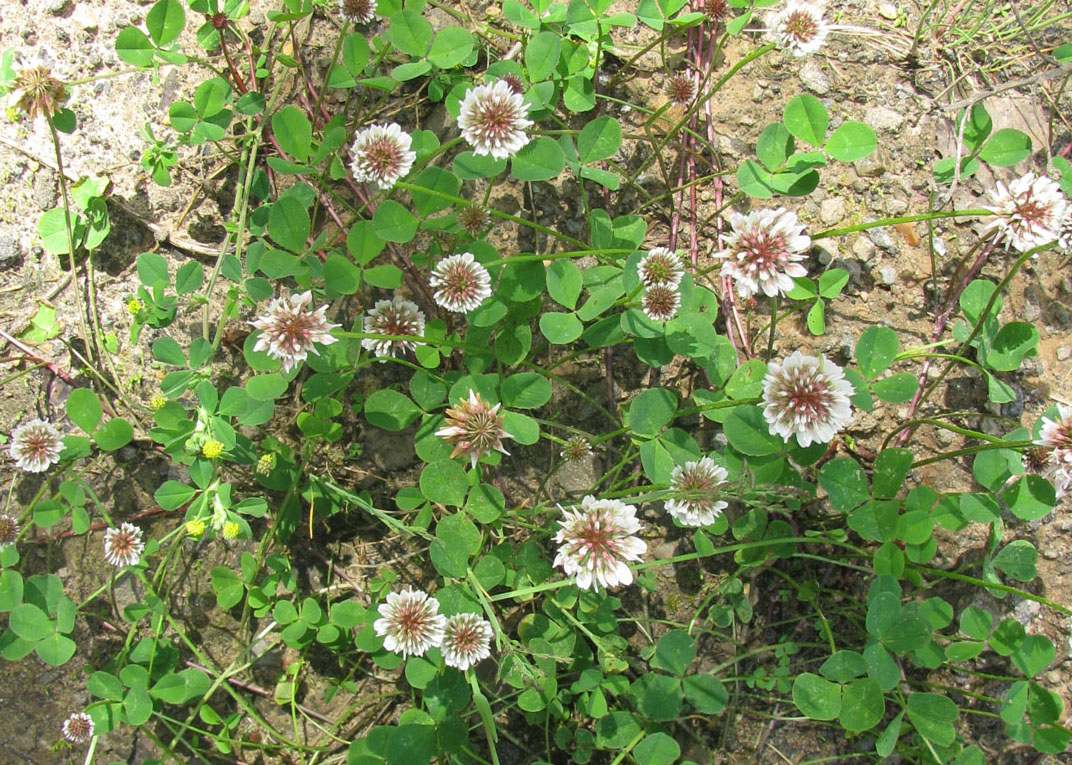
[[642, 284, 681, 323], [0, 514, 19, 549], [435, 390, 513, 469], [1036, 404, 1072, 500], [638, 247, 684, 288], [984, 173, 1067, 253], [762, 351, 854, 447], [103, 522, 145, 567], [719, 207, 811, 299], [9, 418, 63, 473], [458, 80, 533, 161], [350, 123, 416, 190], [666, 457, 729, 527], [250, 291, 340, 373], [441, 612, 494, 670], [429, 252, 492, 313], [766, 1, 829, 57], [1057, 208, 1072, 253], [339, 0, 376, 23], [361, 295, 426, 358], [10, 65, 67, 121], [553, 496, 647, 591], [62, 712, 94, 744], [373, 588, 446, 658]]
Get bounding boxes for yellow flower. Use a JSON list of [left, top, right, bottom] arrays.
[[185, 519, 206, 537], [149, 394, 167, 411], [256, 453, 277, 475], [127, 298, 143, 316], [202, 440, 224, 460], [222, 521, 240, 539]]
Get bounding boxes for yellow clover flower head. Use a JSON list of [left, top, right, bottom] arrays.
[[202, 440, 225, 460]]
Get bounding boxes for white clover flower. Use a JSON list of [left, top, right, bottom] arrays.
[[457, 80, 533, 160], [1036, 404, 1072, 500], [62, 712, 94, 744], [9, 418, 64, 473], [666, 457, 729, 527], [762, 350, 854, 448], [8, 63, 67, 121], [719, 207, 811, 299], [373, 588, 446, 659], [435, 390, 513, 469], [250, 291, 340, 373], [984, 173, 1068, 253], [642, 284, 681, 322], [638, 247, 684, 288], [361, 295, 426, 358], [339, 0, 376, 23], [103, 522, 145, 567], [1057, 208, 1072, 253], [766, 1, 830, 57], [441, 612, 494, 670], [429, 252, 492, 313], [0, 514, 19, 549], [349, 123, 416, 190], [553, 496, 647, 591]]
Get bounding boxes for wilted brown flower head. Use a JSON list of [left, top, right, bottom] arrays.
[[11, 66, 67, 121], [458, 205, 490, 237], [666, 73, 697, 106]]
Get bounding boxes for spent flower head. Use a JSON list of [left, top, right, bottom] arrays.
[[561, 435, 594, 462], [638, 247, 684, 288], [701, 0, 729, 21], [666, 456, 729, 527], [0, 514, 19, 549], [457, 80, 533, 160], [983, 172, 1067, 253], [350, 123, 416, 190], [62, 712, 94, 744], [666, 73, 697, 106], [429, 252, 492, 313], [435, 390, 513, 469], [766, 1, 829, 57], [361, 295, 426, 358], [9, 418, 64, 473], [9, 64, 67, 121], [458, 205, 490, 237], [553, 496, 647, 591], [441, 612, 494, 671], [374, 587, 446, 658], [762, 350, 854, 447], [339, 0, 376, 23], [642, 284, 681, 323], [719, 207, 811, 299], [103, 522, 145, 567], [250, 291, 340, 373]]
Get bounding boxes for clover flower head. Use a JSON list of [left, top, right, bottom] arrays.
[[429, 252, 492, 313], [0, 514, 19, 549], [762, 350, 854, 447], [222, 521, 241, 539], [1057, 207, 1072, 253], [350, 122, 416, 190], [374, 587, 446, 658], [642, 284, 681, 323], [103, 522, 145, 567], [1036, 404, 1072, 500], [435, 390, 513, 469], [250, 291, 340, 373], [666, 456, 729, 527], [9, 418, 64, 473], [9, 63, 67, 120], [638, 247, 684, 288], [457, 80, 533, 160], [361, 295, 426, 358], [185, 519, 206, 538], [441, 612, 494, 670], [719, 207, 811, 299], [62, 712, 94, 744], [458, 205, 490, 237], [701, 0, 729, 21], [766, 1, 829, 57], [339, 0, 376, 23], [561, 435, 593, 462], [257, 452, 277, 476], [202, 440, 224, 460], [666, 73, 697, 106], [553, 496, 647, 591], [984, 172, 1067, 253]]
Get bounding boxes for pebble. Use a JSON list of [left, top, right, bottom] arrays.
[[853, 236, 877, 263], [32, 168, 57, 210], [799, 60, 830, 96], [854, 154, 887, 178], [867, 226, 898, 253], [46, 0, 70, 14], [865, 105, 904, 132], [820, 197, 845, 225], [878, 3, 899, 20], [0, 235, 21, 270], [1012, 598, 1041, 627], [876, 265, 898, 286], [1023, 302, 1041, 322], [1057, 346, 1072, 362], [72, 4, 98, 31]]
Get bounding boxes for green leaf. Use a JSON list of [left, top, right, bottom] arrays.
[[35, 633, 76, 666], [876, 712, 904, 757], [365, 390, 422, 431], [146, 0, 186, 47], [907, 693, 958, 746], [595, 711, 641, 749], [825, 121, 877, 162], [855, 326, 899, 380], [174, 261, 204, 294], [137, 251, 170, 287], [453, 151, 506, 180], [634, 732, 680, 765], [651, 630, 696, 676], [409, 167, 458, 216], [993, 540, 1038, 583], [991, 618, 1026, 656], [268, 196, 310, 253], [820, 651, 868, 683], [872, 373, 919, 403], [420, 459, 468, 507], [959, 606, 993, 641], [783, 94, 829, 147], [819, 457, 869, 511], [511, 137, 565, 182], [272, 106, 312, 163], [502, 411, 539, 445], [737, 160, 774, 199], [724, 405, 782, 456], [757, 123, 794, 171], [626, 388, 677, 438], [577, 116, 622, 163], [323, 254, 361, 296], [539, 312, 583, 344], [154, 481, 197, 511], [10, 602, 54, 641], [246, 374, 290, 401], [872, 448, 913, 500], [547, 259, 583, 310], [364, 264, 404, 289], [115, 27, 155, 67], [389, 9, 433, 56], [150, 669, 212, 704], [428, 27, 473, 69], [985, 321, 1038, 372], [96, 418, 134, 451], [66, 388, 102, 435], [372, 200, 419, 243], [630, 674, 682, 722], [525, 31, 561, 81], [211, 566, 244, 609], [683, 674, 727, 714], [840, 678, 884, 732], [806, 299, 825, 335], [1011, 634, 1055, 678], [1001, 475, 1055, 521], [978, 129, 1032, 167], [793, 673, 841, 721]]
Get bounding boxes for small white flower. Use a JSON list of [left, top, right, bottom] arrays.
[[457, 80, 533, 161], [374, 588, 447, 659], [638, 247, 684, 288], [762, 350, 854, 448], [766, 1, 830, 57], [9, 418, 64, 473], [429, 252, 492, 313], [339, 0, 376, 23], [1057, 208, 1072, 253], [62, 712, 94, 744], [435, 390, 513, 469], [441, 612, 494, 670], [361, 295, 426, 358], [984, 172, 1067, 253], [1036, 404, 1072, 500], [553, 496, 647, 591], [103, 522, 145, 567], [719, 207, 811, 299], [350, 123, 416, 190], [642, 284, 681, 322], [666, 457, 729, 527], [250, 291, 340, 373]]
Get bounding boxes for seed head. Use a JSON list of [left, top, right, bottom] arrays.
[[9, 418, 64, 473], [718, 207, 811, 299], [429, 252, 492, 314], [250, 291, 340, 373], [457, 80, 533, 161], [103, 522, 145, 567], [0, 514, 19, 549], [361, 295, 426, 358], [701, 0, 729, 21], [458, 205, 490, 237], [374, 587, 447, 659], [561, 435, 593, 462], [761, 350, 854, 448], [435, 390, 513, 469], [553, 496, 647, 591], [666, 73, 697, 106]]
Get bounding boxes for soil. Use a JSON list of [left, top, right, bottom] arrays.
[[0, 0, 1071, 763]]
